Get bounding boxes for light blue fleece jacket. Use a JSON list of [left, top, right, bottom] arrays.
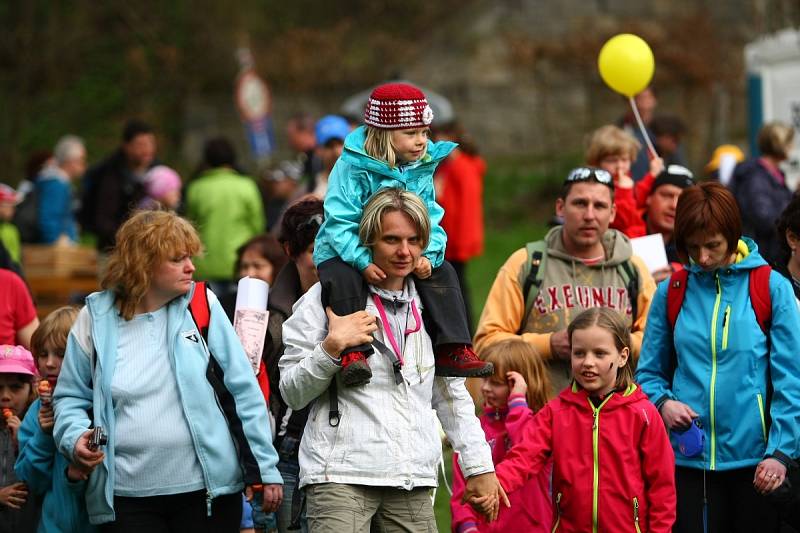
[[53, 284, 282, 524]]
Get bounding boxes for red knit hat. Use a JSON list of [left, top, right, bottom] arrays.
[[364, 83, 434, 129]]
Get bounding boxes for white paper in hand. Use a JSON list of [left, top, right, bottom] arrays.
[[233, 277, 269, 374], [630, 234, 669, 274]]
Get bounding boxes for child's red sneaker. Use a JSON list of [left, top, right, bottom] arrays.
[[434, 344, 493, 377], [340, 351, 372, 386]]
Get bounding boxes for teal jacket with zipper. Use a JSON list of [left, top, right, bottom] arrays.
[[636, 238, 800, 470], [312, 125, 454, 272], [53, 284, 282, 525]]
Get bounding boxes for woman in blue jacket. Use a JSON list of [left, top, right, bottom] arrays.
[[53, 210, 282, 531], [636, 182, 800, 533]]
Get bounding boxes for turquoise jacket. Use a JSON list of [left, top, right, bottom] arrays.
[[53, 284, 282, 524], [636, 238, 800, 471], [15, 399, 97, 533], [313, 125, 455, 271]]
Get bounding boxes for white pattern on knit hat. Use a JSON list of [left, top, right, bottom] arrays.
[[363, 83, 434, 129]]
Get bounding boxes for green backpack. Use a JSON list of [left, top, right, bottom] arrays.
[[516, 240, 640, 333]]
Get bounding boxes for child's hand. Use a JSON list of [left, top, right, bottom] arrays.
[[414, 257, 432, 279], [506, 371, 528, 397], [467, 493, 497, 519], [362, 263, 387, 285], [615, 171, 634, 189], [4, 414, 21, 444], [0, 482, 28, 510], [66, 463, 90, 482], [649, 156, 665, 177], [39, 404, 55, 435]]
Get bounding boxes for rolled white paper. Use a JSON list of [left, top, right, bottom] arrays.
[[235, 276, 269, 310], [233, 277, 270, 374]]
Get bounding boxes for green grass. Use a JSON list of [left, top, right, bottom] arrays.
[[465, 219, 550, 327]]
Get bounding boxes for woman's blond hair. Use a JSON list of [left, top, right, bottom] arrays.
[[363, 126, 428, 169], [30, 306, 79, 359], [567, 308, 634, 391], [479, 339, 551, 412], [758, 121, 795, 160], [102, 210, 202, 320], [585, 125, 641, 166], [358, 188, 431, 250]]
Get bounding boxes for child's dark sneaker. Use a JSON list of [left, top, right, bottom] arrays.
[[434, 344, 493, 377], [340, 351, 372, 386]]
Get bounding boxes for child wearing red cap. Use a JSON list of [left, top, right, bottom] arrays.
[[313, 82, 492, 386], [0, 184, 22, 264], [0, 344, 39, 530]]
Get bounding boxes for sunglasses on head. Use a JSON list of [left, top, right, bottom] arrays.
[[297, 214, 323, 232], [564, 167, 613, 186]]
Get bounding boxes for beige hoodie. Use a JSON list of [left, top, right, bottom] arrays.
[[474, 226, 655, 394]]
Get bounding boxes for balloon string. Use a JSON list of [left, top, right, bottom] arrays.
[[628, 96, 659, 159]]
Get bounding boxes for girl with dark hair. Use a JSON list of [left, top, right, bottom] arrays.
[[774, 194, 800, 300]]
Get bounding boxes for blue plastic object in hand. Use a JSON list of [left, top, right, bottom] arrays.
[[672, 419, 705, 457]]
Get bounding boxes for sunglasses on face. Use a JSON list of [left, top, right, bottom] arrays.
[[565, 167, 614, 186]]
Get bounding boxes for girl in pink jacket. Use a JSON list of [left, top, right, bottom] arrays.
[[451, 339, 553, 532]]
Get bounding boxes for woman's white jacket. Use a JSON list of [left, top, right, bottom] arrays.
[[280, 280, 493, 489]]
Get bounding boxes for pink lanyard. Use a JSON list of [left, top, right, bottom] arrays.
[[371, 294, 421, 366]]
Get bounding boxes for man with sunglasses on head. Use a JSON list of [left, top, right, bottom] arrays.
[[474, 167, 656, 395]]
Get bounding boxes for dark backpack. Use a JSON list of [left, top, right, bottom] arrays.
[[517, 240, 640, 332], [13, 187, 39, 243]]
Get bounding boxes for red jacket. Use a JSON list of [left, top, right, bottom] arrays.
[[495, 384, 675, 533], [609, 172, 655, 239], [450, 394, 552, 533], [437, 152, 485, 262]]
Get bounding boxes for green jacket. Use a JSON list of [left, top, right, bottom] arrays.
[[0, 221, 21, 263], [185, 168, 265, 280]]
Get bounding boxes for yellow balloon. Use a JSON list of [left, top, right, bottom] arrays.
[[598, 34, 655, 97]]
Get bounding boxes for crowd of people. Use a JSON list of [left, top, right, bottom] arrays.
[[0, 80, 799, 533]]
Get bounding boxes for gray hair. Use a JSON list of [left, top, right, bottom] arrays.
[[53, 135, 85, 165], [358, 188, 431, 250]]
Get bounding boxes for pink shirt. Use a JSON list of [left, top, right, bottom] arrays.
[[450, 394, 553, 533]]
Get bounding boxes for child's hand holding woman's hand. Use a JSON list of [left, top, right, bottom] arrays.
[[506, 371, 528, 397], [414, 257, 432, 279], [362, 263, 387, 284], [38, 404, 55, 434]]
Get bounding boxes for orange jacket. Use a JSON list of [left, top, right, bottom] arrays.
[[437, 152, 485, 262]]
